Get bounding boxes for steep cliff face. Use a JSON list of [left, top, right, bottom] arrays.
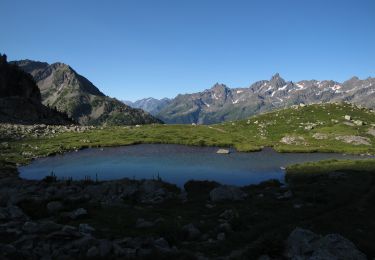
[[0, 54, 73, 124], [13, 60, 162, 125]]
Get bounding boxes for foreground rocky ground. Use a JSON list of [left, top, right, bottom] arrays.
[[0, 167, 373, 259]]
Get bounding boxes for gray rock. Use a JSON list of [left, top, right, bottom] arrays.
[[286, 227, 366, 260], [86, 246, 99, 258], [277, 190, 293, 200], [216, 148, 230, 154], [79, 223, 96, 235], [217, 232, 226, 241], [209, 185, 247, 202], [182, 223, 201, 240], [46, 201, 63, 213], [136, 218, 154, 228], [99, 239, 112, 257], [7, 205, 28, 221], [22, 221, 39, 233], [153, 237, 171, 253], [219, 209, 237, 221], [335, 135, 371, 146], [69, 208, 87, 219]]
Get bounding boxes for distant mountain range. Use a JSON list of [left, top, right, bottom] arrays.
[[123, 98, 172, 115], [125, 73, 375, 124], [0, 54, 73, 125], [12, 60, 162, 126]]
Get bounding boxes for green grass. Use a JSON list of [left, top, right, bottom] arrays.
[[286, 158, 375, 175]]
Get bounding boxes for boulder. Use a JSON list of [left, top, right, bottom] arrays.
[[216, 149, 230, 154], [46, 201, 64, 214], [86, 246, 99, 258], [79, 223, 96, 235], [182, 223, 201, 240], [136, 218, 154, 228], [344, 115, 351, 120], [285, 227, 366, 260], [209, 185, 247, 202], [67, 208, 88, 220]]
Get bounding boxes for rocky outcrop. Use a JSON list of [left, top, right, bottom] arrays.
[[285, 227, 366, 260], [0, 54, 73, 125]]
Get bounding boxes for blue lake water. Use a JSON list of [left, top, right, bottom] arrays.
[[19, 144, 370, 186]]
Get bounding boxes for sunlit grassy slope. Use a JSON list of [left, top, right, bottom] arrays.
[[1, 103, 375, 169]]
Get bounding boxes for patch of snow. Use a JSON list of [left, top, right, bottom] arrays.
[[278, 84, 288, 91], [271, 91, 276, 97], [295, 83, 305, 89], [330, 84, 342, 91], [236, 90, 243, 94], [232, 99, 240, 104], [213, 93, 219, 100]]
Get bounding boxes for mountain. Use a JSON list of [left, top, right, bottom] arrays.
[[12, 60, 162, 126], [0, 54, 73, 124], [151, 73, 375, 124], [123, 97, 171, 115]]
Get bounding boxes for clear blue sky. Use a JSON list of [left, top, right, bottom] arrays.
[[1, 0, 374, 101]]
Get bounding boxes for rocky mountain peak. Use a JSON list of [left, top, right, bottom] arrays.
[[211, 83, 228, 92], [270, 73, 286, 88]]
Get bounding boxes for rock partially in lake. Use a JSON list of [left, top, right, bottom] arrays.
[[285, 227, 366, 260], [216, 148, 230, 154], [209, 185, 247, 202]]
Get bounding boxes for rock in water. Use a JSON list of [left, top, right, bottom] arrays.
[[216, 149, 230, 154]]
